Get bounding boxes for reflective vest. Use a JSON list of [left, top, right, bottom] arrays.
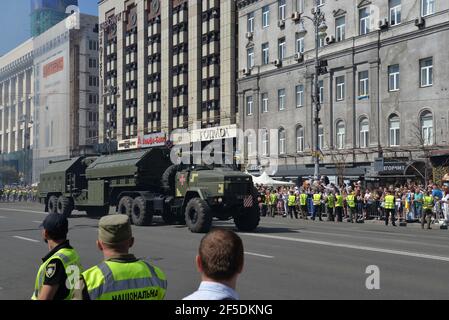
[[270, 193, 278, 205], [326, 194, 335, 208], [83, 260, 167, 300], [32, 247, 82, 300], [335, 195, 343, 207], [384, 195, 395, 209], [313, 194, 321, 206], [288, 195, 296, 207], [423, 196, 434, 210], [346, 195, 356, 208], [300, 193, 308, 206]]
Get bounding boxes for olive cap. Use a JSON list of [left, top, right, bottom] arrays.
[[98, 215, 132, 244]]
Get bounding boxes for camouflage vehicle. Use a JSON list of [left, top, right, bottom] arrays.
[[39, 148, 260, 233]]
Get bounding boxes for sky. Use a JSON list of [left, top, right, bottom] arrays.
[[0, 0, 99, 56]]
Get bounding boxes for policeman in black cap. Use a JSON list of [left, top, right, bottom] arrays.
[[32, 213, 83, 300]]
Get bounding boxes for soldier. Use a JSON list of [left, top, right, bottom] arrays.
[[73, 215, 167, 300], [422, 190, 434, 230], [325, 190, 335, 222]]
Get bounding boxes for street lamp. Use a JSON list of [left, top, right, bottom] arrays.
[[298, 1, 327, 181]]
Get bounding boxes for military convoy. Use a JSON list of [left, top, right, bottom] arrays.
[[38, 148, 260, 233]]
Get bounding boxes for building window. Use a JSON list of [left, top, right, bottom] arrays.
[[278, 89, 286, 111], [296, 126, 304, 153], [360, 118, 369, 148], [389, 0, 401, 26], [317, 0, 325, 7], [359, 7, 371, 35], [319, 80, 324, 103], [388, 65, 400, 91], [262, 5, 270, 28], [336, 121, 345, 149], [278, 0, 286, 21], [389, 115, 400, 147], [247, 47, 254, 69], [420, 57, 433, 87], [421, 0, 435, 17], [296, 34, 304, 54], [336, 76, 345, 101], [359, 71, 369, 97], [336, 16, 346, 42], [262, 43, 269, 65], [296, 85, 304, 108], [421, 111, 434, 146], [318, 126, 324, 150], [279, 128, 286, 155], [262, 93, 269, 113], [278, 38, 286, 60], [247, 12, 255, 33], [246, 96, 253, 116], [262, 129, 269, 156]]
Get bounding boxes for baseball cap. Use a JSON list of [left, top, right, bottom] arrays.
[[98, 215, 132, 245], [40, 213, 69, 236]]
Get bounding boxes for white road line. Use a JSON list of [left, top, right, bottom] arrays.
[[245, 252, 274, 259], [32, 221, 42, 224], [0, 208, 47, 215], [12, 236, 40, 243], [0, 216, 6, 218], [241, 233, 449, 263]]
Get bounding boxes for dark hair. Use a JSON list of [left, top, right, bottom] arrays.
[[46, 230, 67, 242], [199, 229, 244, 281]]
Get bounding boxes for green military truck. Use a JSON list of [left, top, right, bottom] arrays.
[[38, 148, 260, 233]]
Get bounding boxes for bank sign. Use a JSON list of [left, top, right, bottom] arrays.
[[138, 132, 167, 149], [191, 125, 238, 143]]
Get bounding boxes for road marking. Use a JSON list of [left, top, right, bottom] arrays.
[[32, 221, 42, 224], [245, 252, 274, 259], [241, 233, 449, 263], [0, 216, 6, 218], [0, 208, 47, 215], [12, 236, 40, 243]]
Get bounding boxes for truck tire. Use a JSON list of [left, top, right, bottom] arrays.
[[234, 195, 261, 232], [86, 206, 109, 218], [131, 197, 153, 226], [185, 198, 212, 233], [118, 196, 133, 217], [161, 165, 179, 194], [57, 196, 73, 218], [48, 196, 58, 214]]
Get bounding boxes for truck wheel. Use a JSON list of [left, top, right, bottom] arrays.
[[131, 197, 153, 226], [118, 196, 133, 217], [86, 206, 109, 218], [234, 202, 261, 232], [57, 196, 73, 218], [161, 165, 179, 194], [48, 196, 58, 214], [185, 198, 212, 233]]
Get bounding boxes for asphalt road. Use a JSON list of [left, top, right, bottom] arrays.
[[0, 202, 448, 300]]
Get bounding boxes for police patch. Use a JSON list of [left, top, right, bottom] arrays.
[[46, 263, 56, 278]]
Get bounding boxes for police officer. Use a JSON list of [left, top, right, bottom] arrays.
[[269, 189, 278, 217], [422, 190, 434, 230], [299, 188, 309, 220], [335, 191, 344, 222], [32, 213, 82, 300], [383, 190, 397, 227], [287, 190, 298, 219], [73, 215, 167, 300], [346, 191, 357, 223], [312, 189, 323, 221], [326, 190, 335, 222]]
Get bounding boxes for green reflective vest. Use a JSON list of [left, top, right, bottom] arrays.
[[82, 260, 167, 300], [313, 194, 321, 206], [384, 195, 395, 209], [346, 195, 356, 208], [288, 195, 296, 207], [32, 247, 82, 300], [300, 193, 308, 206], [326, 194, 335, 208], [270, 193, 278, 205], [335, 195, 343, 207], [423, 196, 434, 210]]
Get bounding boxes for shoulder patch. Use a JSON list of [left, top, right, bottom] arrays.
[[46, 263, 57, 278]]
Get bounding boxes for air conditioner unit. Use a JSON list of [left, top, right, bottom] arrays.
[[243, 68, 251, 76], [415, 17, 425, 29], [378, 18, 389, 30], [294, 52, 304, 62], [325, 36, 336, 44], [292, 12, 301, 22], [245, 32, 253, 40], [272, 59, 282, 67], [278, 20, 285, 28]]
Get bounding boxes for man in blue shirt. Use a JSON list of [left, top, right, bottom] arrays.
[[432, 184, 443, 200], [183, 229, 244, 300]]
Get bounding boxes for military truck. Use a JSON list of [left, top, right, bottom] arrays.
[[39, 148, 260, 233]]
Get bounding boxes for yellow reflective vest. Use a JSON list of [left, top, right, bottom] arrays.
[[288, 195, 296, 207], [384, 195, 395, 209], [335, 195, 343, 207], [300, 193, 308, 206], [313, 194, 321, 206], [423, 196, 434, 210], [346, 194, 356, 208]]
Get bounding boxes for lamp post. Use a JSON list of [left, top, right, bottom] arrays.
[[298, 1, 327, 180]]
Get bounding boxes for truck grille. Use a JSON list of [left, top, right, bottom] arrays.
[[226, 183, 251, 197]]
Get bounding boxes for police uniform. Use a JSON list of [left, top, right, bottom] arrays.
[[287, 192, 298, 219], [312, 191, 322, 221], [384, 193, 397, 226], [346, 193, 357, 223], [73, 215, 167, 300], [422, 194, 434, 230], [32, 214, 82, 300], [326, 193, 335, 222]]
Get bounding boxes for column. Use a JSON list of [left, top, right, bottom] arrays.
[[116, 9, 125, 141], [160, 0, 172, 133], [137, 0, 147, 136], [188, 0, 201, 131]]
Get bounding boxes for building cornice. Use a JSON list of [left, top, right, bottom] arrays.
[[236, 0, 260, 10]]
